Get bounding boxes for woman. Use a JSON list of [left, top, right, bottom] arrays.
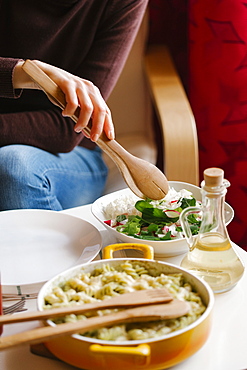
[[0, 0, 148, 210]]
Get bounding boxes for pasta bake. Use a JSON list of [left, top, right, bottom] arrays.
[[43, 261, 206, 342]]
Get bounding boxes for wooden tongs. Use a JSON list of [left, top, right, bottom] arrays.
[[22, 60, 169, 200], [0, 289, 190, 350]]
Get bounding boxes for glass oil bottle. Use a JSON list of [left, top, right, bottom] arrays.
[[180, 167, 245, 293]]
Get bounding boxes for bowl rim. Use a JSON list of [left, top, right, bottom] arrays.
[[38, 257, 215, 345]]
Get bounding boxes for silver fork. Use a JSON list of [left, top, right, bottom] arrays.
[[2, 299, 26, 315]]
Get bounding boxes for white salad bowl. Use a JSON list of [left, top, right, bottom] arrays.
[[91, 181, 234, 257]]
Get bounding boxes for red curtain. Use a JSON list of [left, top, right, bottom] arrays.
[[148, 0, 247, 250]]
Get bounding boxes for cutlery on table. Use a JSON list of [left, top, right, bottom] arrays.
[[22, 60, 169, 201], [2, 293, 38, 302], [2, 300, 26, 315]]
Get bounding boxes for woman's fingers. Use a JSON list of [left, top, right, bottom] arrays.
[[88, 108, 115, 142], [62, 83, 82, 117], [72, 80, 115, 141], [103, 110, 115, 140]]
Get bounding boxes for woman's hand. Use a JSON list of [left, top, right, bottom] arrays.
[[13, 60, 115, 142]]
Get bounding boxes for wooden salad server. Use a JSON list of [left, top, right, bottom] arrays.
[[0, 299, 190, 350], [22, 60, 169, 200], [0, 288, 173, 325]]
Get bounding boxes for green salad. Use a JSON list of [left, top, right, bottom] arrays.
[[104, 188, 201, 241]]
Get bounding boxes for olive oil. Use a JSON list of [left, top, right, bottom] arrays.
[[181, 232, 244, 293], [180, 168, 245, 293]]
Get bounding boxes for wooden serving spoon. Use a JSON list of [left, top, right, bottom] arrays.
[[22, 60, 169, 200], [0, 288, 173, 325], [0, 299, 190, 350]]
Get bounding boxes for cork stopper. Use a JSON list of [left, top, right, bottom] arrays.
[[203, 167, 224, 188]]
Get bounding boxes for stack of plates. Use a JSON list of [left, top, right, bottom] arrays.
[[0, 210, 102, 295]]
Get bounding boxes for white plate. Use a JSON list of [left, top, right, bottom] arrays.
[[0, 210, 102, 289]]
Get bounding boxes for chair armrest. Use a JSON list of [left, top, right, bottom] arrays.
[[144, 44, 199, 186]]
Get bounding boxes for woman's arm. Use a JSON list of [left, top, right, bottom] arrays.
[[12, 60, 114, 142], [0, 0, 148, 153]]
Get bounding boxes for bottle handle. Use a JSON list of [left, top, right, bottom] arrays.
[[180, 206, 201, 251]]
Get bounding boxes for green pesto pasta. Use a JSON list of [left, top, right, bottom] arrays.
[[43, 261, 206, 341]]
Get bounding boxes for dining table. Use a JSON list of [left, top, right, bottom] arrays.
[[0, 202, 247, 370]]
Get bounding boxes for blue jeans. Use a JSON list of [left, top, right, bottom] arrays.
[[0, 145, 108, 211]]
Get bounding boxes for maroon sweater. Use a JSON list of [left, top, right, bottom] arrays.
[[0, 0, 148, 153]]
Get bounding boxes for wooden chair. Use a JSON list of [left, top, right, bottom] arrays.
[[103, 12, 199, 195]]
